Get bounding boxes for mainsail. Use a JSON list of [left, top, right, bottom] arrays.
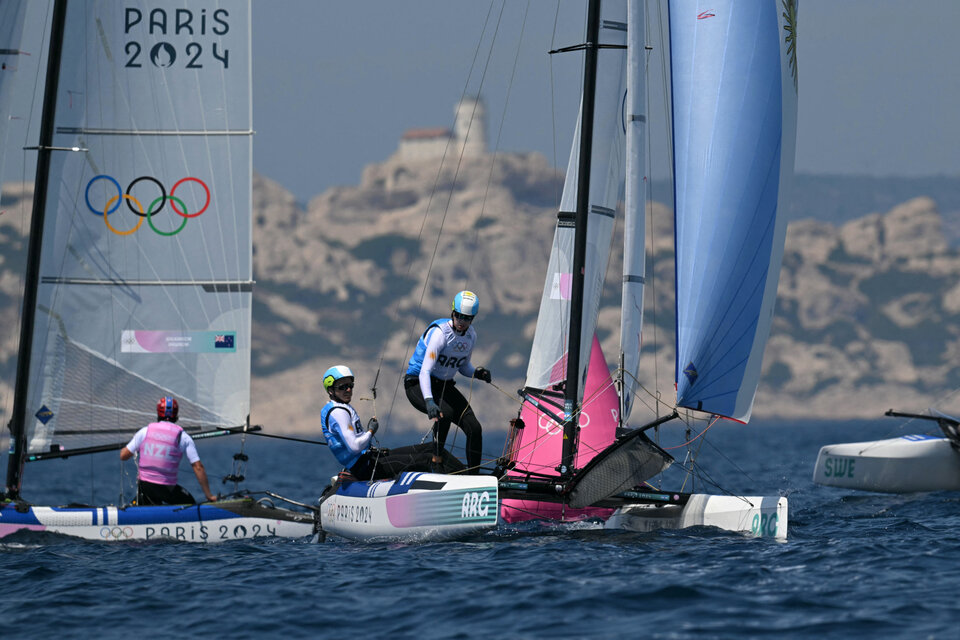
[[15, 0, 252, 460], [671, 0, 798, 422], [523, 0, 627, 398]]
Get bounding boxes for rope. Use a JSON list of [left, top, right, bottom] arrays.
[[373, 0, 505, 435]]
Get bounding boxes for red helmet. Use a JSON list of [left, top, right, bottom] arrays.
[[157, 396, 179, 422]]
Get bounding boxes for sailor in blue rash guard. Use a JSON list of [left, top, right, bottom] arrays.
[[320, 365, 449, 481], [405, 291, 492, 470]]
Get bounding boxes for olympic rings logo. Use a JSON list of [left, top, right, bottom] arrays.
[[538, 410, 591, 435], [100, 526, 135, 540], [84, 175, 211, 237]]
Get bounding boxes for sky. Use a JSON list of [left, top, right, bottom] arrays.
[[3, 1, 959, 205], [251, 0, 960, 204]]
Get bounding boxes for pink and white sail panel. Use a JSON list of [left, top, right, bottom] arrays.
[[502, 336, 617, 523]]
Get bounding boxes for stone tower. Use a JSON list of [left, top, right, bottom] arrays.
[[454, 95, 487, 156]]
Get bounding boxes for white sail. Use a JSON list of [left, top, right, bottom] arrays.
[[525, 0, 627, 396], [23, 1, 252, 453], [0, 1, 29, 190], [619, 0, 648, 422]]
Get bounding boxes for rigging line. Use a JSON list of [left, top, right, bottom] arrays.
[[378, 0, 500, 431], [464, 0, 531, 289], [663, 414, 720, 450]]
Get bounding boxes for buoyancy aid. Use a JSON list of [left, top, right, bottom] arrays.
[[321, 401, 366, 469], [138, 421, 184, 485]]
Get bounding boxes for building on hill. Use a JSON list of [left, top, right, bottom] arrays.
[[395, 96, 487, 162]]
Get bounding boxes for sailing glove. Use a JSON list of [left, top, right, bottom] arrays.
[[367, 418, 379, 434], [473, 367, 492, 383], [425, 398, 441, 420]]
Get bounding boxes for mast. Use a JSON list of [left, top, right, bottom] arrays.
[[5, 0, 68, 499], [561, 0, 602, 475]]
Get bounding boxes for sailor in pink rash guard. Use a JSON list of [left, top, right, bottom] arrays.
[[120, 396, 217, 505]]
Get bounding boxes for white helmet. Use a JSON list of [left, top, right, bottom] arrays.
[[323, 365, 354, 391], [452, 290, 480, 317]]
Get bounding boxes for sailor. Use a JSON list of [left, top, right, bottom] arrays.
[[120, 396, 218, 505], [404, 290, 491, 470], [321, 365, 446, 481]]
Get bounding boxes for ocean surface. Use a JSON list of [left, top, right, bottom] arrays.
[[2, 418, 959, 639]]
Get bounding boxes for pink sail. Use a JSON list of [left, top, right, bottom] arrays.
[[501, 335, 618, 523]]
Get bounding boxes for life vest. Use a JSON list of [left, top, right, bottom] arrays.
[[320, 401, 366, 469], [406, 318, 477, 380], [138, 421, 184, 485]]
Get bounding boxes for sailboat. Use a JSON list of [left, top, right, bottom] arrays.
[[813, 409, 960, 493], [0, 0, 314, 542], [498, 0, 796, 538]]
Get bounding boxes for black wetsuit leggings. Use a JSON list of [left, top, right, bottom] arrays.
[[405, 375, 483, 470], [137, 480, 196, 506]]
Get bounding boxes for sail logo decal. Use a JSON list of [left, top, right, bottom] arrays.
[[550, 272, 572, 300], [683, 362, 698, 384], [122, 330, 236, 353], [782, 0, 799, 91], [35, 405, 54, 425], [697, 11, 716, 20], [538, 410, 591, 436], [124, 7, 232, 70], [85, 175, 210, 237]]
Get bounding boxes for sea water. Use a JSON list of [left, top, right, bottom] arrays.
[[2, 420, 959, 639]]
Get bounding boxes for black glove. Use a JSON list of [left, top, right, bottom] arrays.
[[473, 367, 491, 383], [367, 417, 379, 434], [425, 398, 441, 420]]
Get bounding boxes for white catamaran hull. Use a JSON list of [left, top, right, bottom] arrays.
[[813, 436, 960, 493], [319, 473, 498, 543], [0, 499, 315, 543], [605, 494, 787, 539]]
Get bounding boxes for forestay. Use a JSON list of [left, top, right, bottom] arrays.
[[671, 0, 798, 422], [22, 0, 252, 455]]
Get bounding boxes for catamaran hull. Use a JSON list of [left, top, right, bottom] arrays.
[[605, 494, 787, 539], [813, 436, 960, 493], [318, 473, 498, 543], [0, 499, 315, 543]]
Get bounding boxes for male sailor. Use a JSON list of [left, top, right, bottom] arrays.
[[321, 365, 450, 480], [120, 396, 217, 505], [404, 290, 492, 470]]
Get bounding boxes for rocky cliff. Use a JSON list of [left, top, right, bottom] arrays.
[[2, 154, 960, 434]]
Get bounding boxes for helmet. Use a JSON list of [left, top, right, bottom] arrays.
[[157, 396, 179, 422], [323, 365, 354, 391], [452, 290, 479, 317]]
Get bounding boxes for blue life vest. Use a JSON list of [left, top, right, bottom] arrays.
[[406, 318, 476, 378], [320, 401, 366, 469]]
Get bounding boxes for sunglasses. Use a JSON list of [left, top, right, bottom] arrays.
[[333, 382, 354, 392], [452, 312, 474, 322]]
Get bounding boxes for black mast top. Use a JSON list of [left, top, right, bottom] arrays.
[[5, 0, 69, 499], [560, 0, 602, 475]]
